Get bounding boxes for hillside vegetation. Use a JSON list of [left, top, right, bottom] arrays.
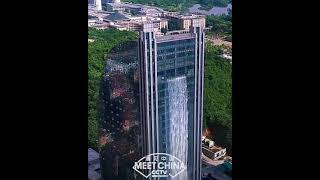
[[122, 0, 231, 11], [204, 44, 231, 128], [204, 43, 232, 153], [206, 9, 232, 41]]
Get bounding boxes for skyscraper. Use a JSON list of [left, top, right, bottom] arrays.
[[95, 0, 102, 11], [138, 16, 205, 180], [99, 41, 142, 180]]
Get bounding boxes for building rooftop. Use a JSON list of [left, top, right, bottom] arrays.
[[104, 12, 129, 21], [107, 2, 121, 6], [121, 3, 142, 9], [156, 32, 195, 42], [172, 14, 205, 20]]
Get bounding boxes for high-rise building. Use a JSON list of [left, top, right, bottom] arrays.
[[99, 41, 142, 180], [95, 0, 102, 11], [138, 17, 205, 180]]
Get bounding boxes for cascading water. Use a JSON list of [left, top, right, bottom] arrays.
[[167, 76, 188, 180]]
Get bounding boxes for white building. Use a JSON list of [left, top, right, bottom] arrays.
[[88, 19, 97, 27], [202, 137, 227, 160], [95, 0, 102, 11]]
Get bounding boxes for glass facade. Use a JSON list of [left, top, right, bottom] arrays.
[[139, 26, 204, 180], [136, 18, 205, 180], [99, 41, 142, 180], [157, 39, 197, 180], [98, 18, 205, 180]]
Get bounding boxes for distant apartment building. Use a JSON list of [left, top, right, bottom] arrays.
[[106, 3, 125, 12], [104, 13, 168, 32], [131, 17, 168, 32], [106, 2, 142, 14], [88, 16, 110, 29], [141, 8, 162, 17], [153, 18, 169, 31], [165, 14, 206, 30]]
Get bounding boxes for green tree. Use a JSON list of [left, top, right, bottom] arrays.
[[206, 12, 232, 40], [203, 43, 232, 153], [122, 0, 231, 11]]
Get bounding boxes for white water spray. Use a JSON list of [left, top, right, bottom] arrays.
[[167, 76, 188, 180]]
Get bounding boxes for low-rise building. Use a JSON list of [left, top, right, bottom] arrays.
[[153, 18, 168, 30], [110, 21, 142, 31], [109, 23, 127, 31], [88, 19, 97, 27], [122, 3, 143, 15], [104, 11, 130, 22], [141, 7, 162, 17], [94, 24, 110, 30], [204, 138, 215, 148], [129, 16, 168, 32], [106, 3, 125, 12], [165, 14, 206, 30], [202, 137, 227, 160], [89, 6, 203, 36]]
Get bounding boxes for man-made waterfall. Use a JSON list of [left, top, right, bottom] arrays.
[[167, 76, 188, 180]]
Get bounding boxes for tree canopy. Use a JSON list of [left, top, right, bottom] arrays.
[[122, 0, 230, 11], [204, 43, 232, 153], [204, 44, 231, 127], [206, 10, 232, 40]]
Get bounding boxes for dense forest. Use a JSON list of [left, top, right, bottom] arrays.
[[206, 9, 232, 41], [204, 43, 232, 153], [122, 0, 231, 11], [199, 0, 231, 9], [88, 28, 137, 148], [88, 29, 232, 153]]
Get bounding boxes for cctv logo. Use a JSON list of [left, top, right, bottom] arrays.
[[133, 153, 187, 178]]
